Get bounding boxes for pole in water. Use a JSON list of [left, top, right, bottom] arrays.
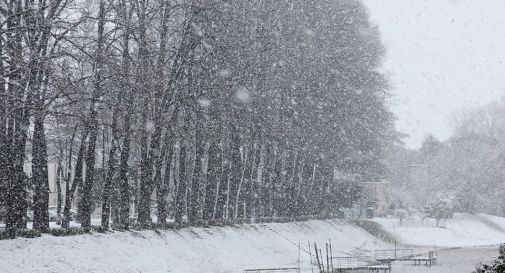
[[314, 242, 322, 273], [319, 249, 324, 272], [394, 239, 397, 259], [326, 243, 329, 273], [297, 241, 300, 266], [308, 241, 314, 273], [329, 239, 334, 270]]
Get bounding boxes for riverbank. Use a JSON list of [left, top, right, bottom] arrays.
[[1, 214, 504, 272], [373, 213, 505, 247], [0, 219, 389, 273]]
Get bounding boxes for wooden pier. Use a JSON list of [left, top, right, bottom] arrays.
[[331, 256, 391, 273], [375, 248, 437, 267], [311, 240, 438, 273]]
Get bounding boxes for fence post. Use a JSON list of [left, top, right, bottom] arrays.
[[329, 239, 334, 270], [319, 249, 324, 273], [325, 243, 329, 273], [394, 240, 397, 259], [314, 243, 322, 273], [308, 241, 314, 273], [298, 242, 301, 270]]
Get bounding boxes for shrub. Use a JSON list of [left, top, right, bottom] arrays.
[[0, 229, 41, 239], [17, 229, 41, 238], [474, 244, 505, 273], [49, 227, 89, 236]]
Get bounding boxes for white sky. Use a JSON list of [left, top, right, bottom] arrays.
[[362, 0, 505, 149]]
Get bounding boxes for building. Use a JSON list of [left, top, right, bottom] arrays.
[[23, 160, 62, 209]]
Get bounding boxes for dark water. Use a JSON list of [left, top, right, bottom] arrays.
[[391, 246, 498, 273]]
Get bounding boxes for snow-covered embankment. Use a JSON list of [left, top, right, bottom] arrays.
[[0, 219, 389, 273], [3, 213, 505, 272]]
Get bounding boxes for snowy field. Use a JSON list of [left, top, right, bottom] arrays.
[[0, 219, 389, 273], [373, 213, 505, 247]]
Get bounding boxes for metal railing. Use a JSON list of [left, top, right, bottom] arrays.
[[374, 248, 414, 259], [331, 256, 373, 269], [244, 267, 300, 273]]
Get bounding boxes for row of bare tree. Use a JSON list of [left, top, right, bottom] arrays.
[[0, 0, 394, 238]]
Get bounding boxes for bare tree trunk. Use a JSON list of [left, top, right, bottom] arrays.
[[0, 35, 7, 227], [293, 153, 306, 216], [224, 160, 232, 219], [199, 142, 210, 219], [32, 114, 50, 232], [56, 158, 63, 216], [5, 0, 30, 238], [233, 146, 248, 219], [157, 136, 174, 224], [244, 142, 259, 220], [278, 149, 288, 216], [253, 144, 266, 218], [81, 0, 106, 230], [101, 108, 120, 229], [117, 130, 131, 227], [117, 0, 134, 227], [266, 146, 278, 217], [175, 142, 187, 224], [62, 129, 88, 229], [189, 127, 204, 223], [204, 141, 220, 219]]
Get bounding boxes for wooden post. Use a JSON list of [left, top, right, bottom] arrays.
[[298, 242, 301, 270], [394, 240, 397, 259], [314, 243, 323, 273], [308, 241, 314, 273], [319, 249, 324, 272], [326, 243, 329, 273], [329, 239, 334, 270]]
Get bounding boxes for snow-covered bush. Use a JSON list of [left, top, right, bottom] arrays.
[[474, 244, 505, 273], [49, 227, 88, 237], [0, 229, 41, 240], [424, 199, 453, 227]]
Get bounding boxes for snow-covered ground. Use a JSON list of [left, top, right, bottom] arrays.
[[2, 213, 505, 272], [0, 219, 389, 273], [373, 213, 505, 247]]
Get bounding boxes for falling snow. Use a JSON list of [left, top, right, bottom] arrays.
[[0, 0, 504, 272]]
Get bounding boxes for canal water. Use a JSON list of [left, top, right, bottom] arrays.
[[391, 246, 498, 273]]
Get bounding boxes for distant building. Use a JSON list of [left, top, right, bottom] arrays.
[[358, 181, 388, 215], [23, 159, 64, 209]]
